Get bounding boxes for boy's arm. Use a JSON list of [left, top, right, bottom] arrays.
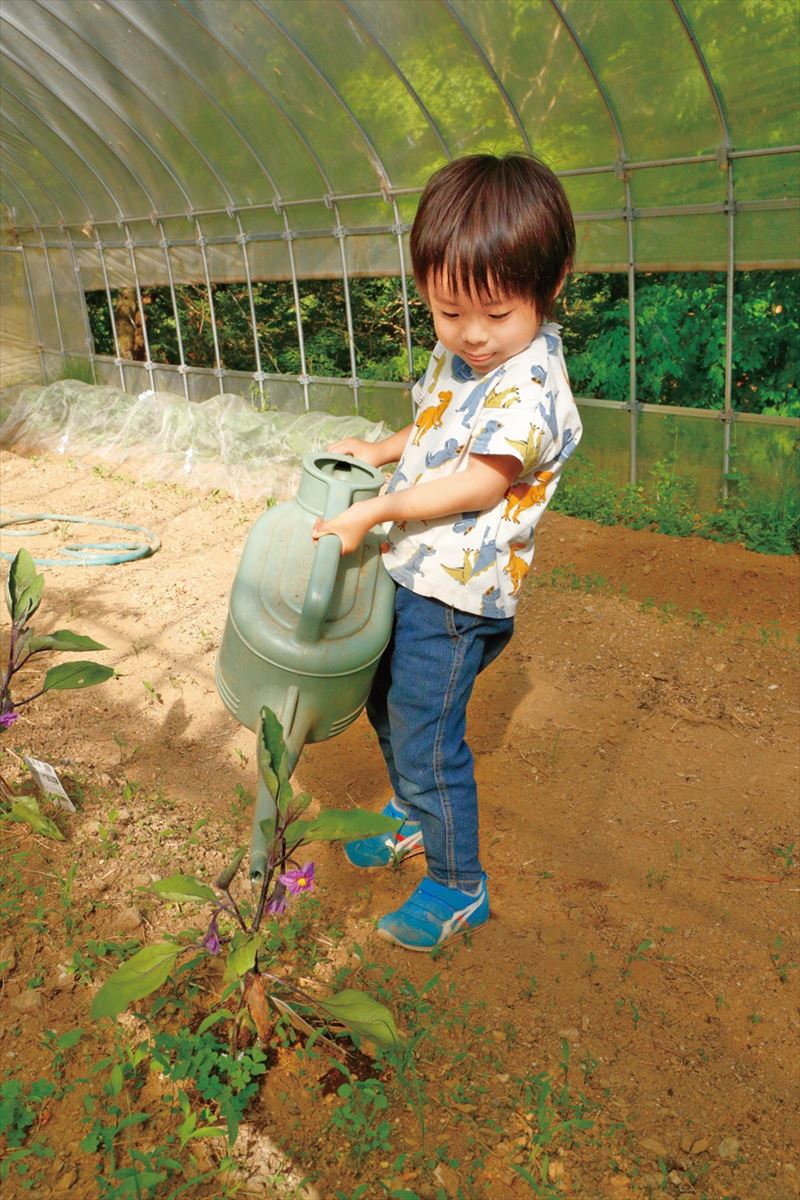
[[327, 426, 414, 470], [312, 453, 519, 555]]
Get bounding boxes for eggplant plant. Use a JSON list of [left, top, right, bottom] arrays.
[[91, 706, 403, 1074]]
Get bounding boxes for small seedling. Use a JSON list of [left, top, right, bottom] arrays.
[[142, 679, 163, 704], [773, 842, 796, 870], [770, 935, 798, 983]]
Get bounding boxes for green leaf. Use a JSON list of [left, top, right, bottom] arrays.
[[2, 794, 64, 841], [214, 847, 247, 890], [196, 1009, 235, 1036], [277, 779, 294, 817], [29, 630, 108, 653], [318, 988, 402, 1048], [151, 874, 217, 903], [257, 707, 289, 799], [292, 791, 313, 817], [224, 934, 260, 984], [284, 809, 402, 846], [43, 661, 114, 691], [90, 943, 181, 1020], [7, 549, 43, 623]]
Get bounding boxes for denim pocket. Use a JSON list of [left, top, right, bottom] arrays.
[[447, 606, 483, 637]]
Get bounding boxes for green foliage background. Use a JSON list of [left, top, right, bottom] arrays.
[[86, 271, 798, 418]]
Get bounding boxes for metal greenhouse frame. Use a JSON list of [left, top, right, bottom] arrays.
[[1, 0, 798, 495]]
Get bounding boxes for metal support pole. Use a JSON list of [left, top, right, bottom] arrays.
[[123, 222, 155, 393], [392, 196, 415, 417], [66, 229, 97, 383], [281, 206, 310, 411], [39, 230, 66, 374], [624, 178, 638, 484], [18, 242, 46, 383], [195, 217, 224, 395], [332, 202, 359, 414], [157, 219, 190, 401], [95, 234, 126, 390], [722, 161, 736, 500], [235, 213, 265, 407]]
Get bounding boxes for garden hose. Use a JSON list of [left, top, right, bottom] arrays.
[[0, 509, 161, 567]]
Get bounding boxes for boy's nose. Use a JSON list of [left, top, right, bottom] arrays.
[[462, 320, 488, 345]]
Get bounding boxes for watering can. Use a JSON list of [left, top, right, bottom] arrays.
[[216, 453, 396, 879]]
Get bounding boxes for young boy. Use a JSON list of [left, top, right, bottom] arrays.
[[311, 153, 582, 951]]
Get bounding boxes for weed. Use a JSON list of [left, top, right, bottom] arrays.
[[773, 842, 796, 870], [552, 454, 799, 555], [0, 1076, 56, 1185], [70, 937, 141, 985], [150, 1028, 268, 1145], [142, 679, 163, 704], [622, 939, 654, 977], [328, 1072, 392, 1160], [770, 935, 798, 983], [40, 1027, 86, 1076]]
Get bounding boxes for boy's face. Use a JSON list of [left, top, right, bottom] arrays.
[[426, 274, 540, 376]]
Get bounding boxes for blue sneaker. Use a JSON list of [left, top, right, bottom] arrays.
[[377, 875, 489, 951], [344, 799, 424, 869]]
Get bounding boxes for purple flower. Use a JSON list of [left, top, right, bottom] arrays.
[[202, 913, 221, 955], [278, 861, 315, 896], [266, 882, 288, 916], [0, 711, 19, 730]]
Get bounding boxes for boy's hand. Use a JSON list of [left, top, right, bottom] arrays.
[[311, 500, 379, 556], [326, 437, 382, 466]]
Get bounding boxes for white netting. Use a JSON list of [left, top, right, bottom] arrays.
[[0, 381, 388, 501]]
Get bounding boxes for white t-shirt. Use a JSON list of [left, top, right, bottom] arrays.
[[382, 323, 582, 618]]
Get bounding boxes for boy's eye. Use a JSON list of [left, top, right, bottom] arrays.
[[489, 312, 511, 321], [441, 311, 459, 319]]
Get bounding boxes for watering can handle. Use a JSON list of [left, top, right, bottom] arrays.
[[295, 478, 351, 644]]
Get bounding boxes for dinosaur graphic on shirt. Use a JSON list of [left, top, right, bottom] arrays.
[[386, 466, 407, 494], [453, 511, 478, 534], [426, 349, 447, 394], [503, 470, 555, 522], [440, 529, 497, 585], [471, 420, 501, 455], [483, 383, 521, 408], [530, 363, 547, 387], [504, 425, 545, 474], [455, 369, 504, 427], [390, 544, 436, 587], [413, 391, 452, 445], [536, 390, 560, 441], [481, 586, 505, 617], [504, 541, 531, 597], [425, 438, 464, 469]]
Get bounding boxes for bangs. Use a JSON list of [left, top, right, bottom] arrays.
[[410, 155, 575, 317]]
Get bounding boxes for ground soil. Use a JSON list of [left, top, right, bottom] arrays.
[[0, 446, 798, 1200]]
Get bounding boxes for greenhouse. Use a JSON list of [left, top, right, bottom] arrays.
[[0, 4, 798, 1199], [1, 0, 798, 502]]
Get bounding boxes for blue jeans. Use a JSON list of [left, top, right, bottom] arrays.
[[366, 586, 514, 891]]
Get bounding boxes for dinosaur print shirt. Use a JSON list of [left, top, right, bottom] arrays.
[[382, 323, 582, 618]]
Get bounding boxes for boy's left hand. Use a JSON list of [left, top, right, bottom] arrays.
[[311, 500, 379, 556]]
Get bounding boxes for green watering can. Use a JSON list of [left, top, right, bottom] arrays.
[[216, 453, 396, 879]]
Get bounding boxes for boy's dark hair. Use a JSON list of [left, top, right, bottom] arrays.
[[410, 153, 575, 319]]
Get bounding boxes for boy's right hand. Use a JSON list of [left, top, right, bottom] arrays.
[[327, 437, 382, 466]]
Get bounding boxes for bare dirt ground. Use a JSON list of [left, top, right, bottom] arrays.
[[1, 445, 798, 1200]]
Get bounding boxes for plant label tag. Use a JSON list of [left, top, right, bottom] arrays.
[[24, 756, 76, 812]]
